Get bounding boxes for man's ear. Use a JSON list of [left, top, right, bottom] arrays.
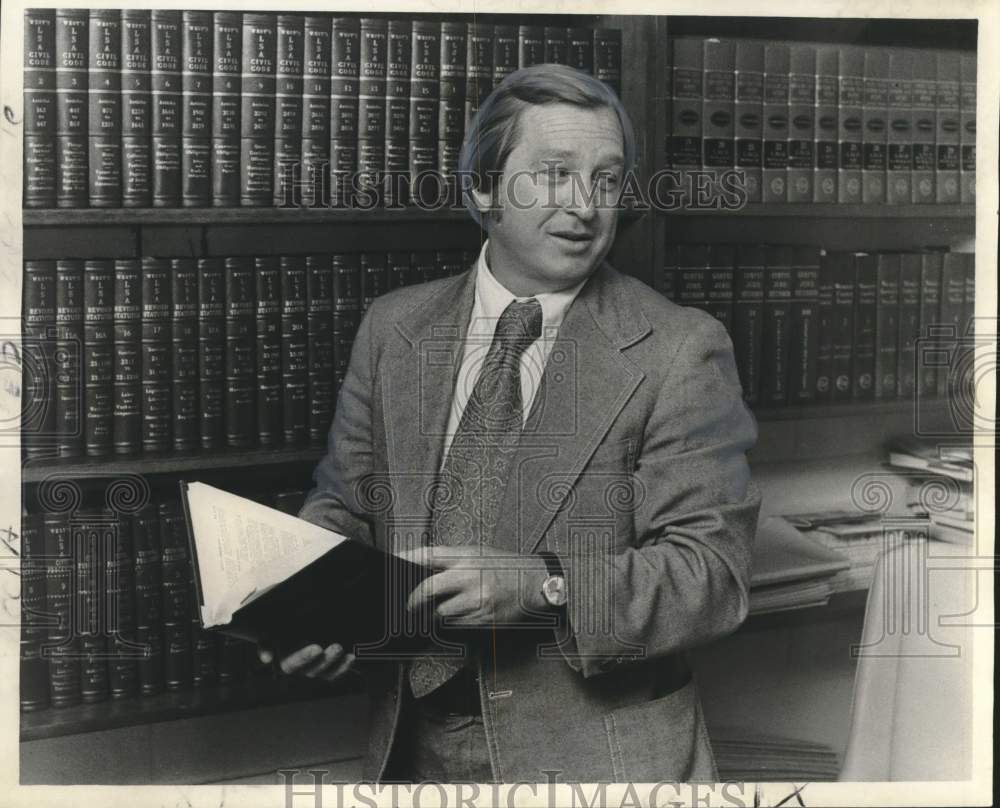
[[469, 184, 495, 218]]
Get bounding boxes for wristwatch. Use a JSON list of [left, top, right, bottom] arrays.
[[538, 551, 568, 608]]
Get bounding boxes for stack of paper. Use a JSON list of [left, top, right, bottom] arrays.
[[711, 727, 841, 781]]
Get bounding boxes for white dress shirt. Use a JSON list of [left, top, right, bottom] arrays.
[[441, 240, 586, 461]]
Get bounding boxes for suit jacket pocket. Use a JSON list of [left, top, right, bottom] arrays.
[[602, 680, 717, 782]]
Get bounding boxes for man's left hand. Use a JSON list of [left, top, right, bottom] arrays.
[[397, 546, 549, 626]]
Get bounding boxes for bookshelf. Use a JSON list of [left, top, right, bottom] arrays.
[[19, 9, 977, 784]]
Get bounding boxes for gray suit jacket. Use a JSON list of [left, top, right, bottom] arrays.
[[300, 261, 761, 783]]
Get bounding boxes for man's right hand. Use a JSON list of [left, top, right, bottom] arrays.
[[259, 643, 357, 683]]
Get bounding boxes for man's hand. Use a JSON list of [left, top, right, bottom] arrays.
[[397, 546, 549, 626], [259, 643, 356, 683]]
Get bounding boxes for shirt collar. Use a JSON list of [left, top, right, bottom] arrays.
[[471, 239, 586, 339]]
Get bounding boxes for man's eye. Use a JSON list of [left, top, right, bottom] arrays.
[[596, 173, 620, 189]]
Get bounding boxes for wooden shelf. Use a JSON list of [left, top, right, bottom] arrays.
[[20, 673, 358, 742], [667, 203, 974, 219]]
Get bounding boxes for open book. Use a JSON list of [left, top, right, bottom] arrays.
[[180, 481, 433, 658]]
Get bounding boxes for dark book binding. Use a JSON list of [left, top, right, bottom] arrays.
[[240, 13, 277, 206], [934, 52, 961, 204], [307, 254, 335, 441], [886, 50, 914, 205], [385, 20, 412, 207], [518, 25, 544, 69], [813, 47, 839, 203], [224, 257, 256, 447], [787, 45, 815, 203], [657, 244, 678, 301], [330, 17, 360, 208], [212, 12, 242, 206], [762, 43, 790, 204], [357, 18, 388, 207], [851, 253, 877, 400], [160, 501, 193, 691], [361, 251, 389, 311], [171, 259, 200, 451], [815, 252, 836, 401], [669, 38, 702, 186], [20, 511, 49, 711], [676, 244, 709, 316], [788, 247, 820, 402], [332, 253, 362, 384], [301, 17, 332, 208], [121, 10, 152, 207], [75, 512, 110, 703], [873, 253, 900, 400], [544, 27, 568, 65], [896, 253, 922, 399], [132, 506, 164, 696], [24, 9, 57, 208], [959, 54, 976, 204], [409, 21, 440, 206], [198, 258, 226, 448], [734, 41, 764, 204], [140, 257, 172, 451], [387, 251, 414, 291], [761, 246, 793, 405], [43, 513, 80, 707], [937, 252, 966, 397], [829, 252, 856, 401], [705, 245, 735, 333], [107, 513, 139, 699], [702, 39, 735, 182], [181, 11, 213, 207], [274, 15, 305, 207], [917, 251, 942, 397], [594, 29, 622, 96], [22, 260, 57, 458], [910, 53, 936, 203], [255, 257, 283, 445], [151, 11, 182, 207], [83, 259, 114, 456], [837, 47, 864, 204], [861, 50, 889, 204], [112, 259, 142, 454], [566, 27, 594, 75], [464, 24, 492, 131], [493, 24, 517, 88], [55, 9, 89, 208], [88, 10, 122, 208], [55, 260, 84, 457], [281, 257, 309, 443], [439, 22, 467, 184]]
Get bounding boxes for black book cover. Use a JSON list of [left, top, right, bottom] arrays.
[[594, 29, 622, 96], [861, 49, 889, 204], [240, 13, 277, 206], [464, 24, 492, 131], [917, 251, 942, 397], [151, 10, 182, 207], [874, 253, 900, 400], [896, 253, 922, 399], [307, 255, 334, 441], [22, 260, 57, 458], [411, 251, 437, 285], [88, 10, 122, 208], [212, 12, 242, 206], [301, 16, 332, 208], [361, 252, 389, 310], [55, 259, 84, 457], [566, 27, 594, 75], [192, 616, 218, 688], [911, 53, 936, 204], [330, 17, 360, 208], [543, 26, 567, 65], [815, 252, 835, 401], [675, 244, 709, 316], [281, 257, 309, 443], [75, 512, 109, 703], [669, 38, 702, 184], [439, 22, 467, 185], [197, 258, 226, 448], [43, 512, 80, 707], [518, 25, 544, 69], [107, 512, 139, 699], [224, 257, 256, 447], [959, 54, 976, 204], [388, 251, 414, 290], [851, 253, 877, 400], [121, 10, 152, 207], [19, 511, 49, 711], [937, 251, 966, 397], [814, 47, 839, 203], [761, 246, 793, 405], [140, 257, 172, 452], [24, 9, 57, 208], [112, 259, 141, 454], [734, 41, 764, 204], [83, 259, 114, 456], [787, 45, 815, 203], [333, 253, 362, 386], [160, 501, 193, 691], [385, 20, 412, 207], [181, 11, 213, 207], [656, 243, 678, 301], [409, 21, 440, 206], [132, 507, 165, 696], [705, 244, 735, 333], [935, 52, 961, 204], [829, 253, 856, 401], [357, 18, 387, 208], [887, 50, 914, 205], [788, 246, 820, 403], [838, 47, 864, 204], [255, 257, 283, 445], [703, 39, 735, 180], [274, 15, 305, 207], [55, 9, 88, 208], [762, 43, 790, 204], [171, 258, 200, 451], [493, 24, 517, 88]]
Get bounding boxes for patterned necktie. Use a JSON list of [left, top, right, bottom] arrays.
[[408, 298, 544, 699]]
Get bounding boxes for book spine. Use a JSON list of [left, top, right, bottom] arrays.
[[917, 251, 942, 396], [140, 257, 172, 451], [518, 25, 544, 69], [670, 38, 702, 194], [22, 260, 57, 458], [387, 251, 411, 291], [24, 9, 57, 208], [411, 251, 436, 284], [332, 253, 361, 385], [307, 255, 334, 440], [330, 17, 360, 208], [937, 252, 965, 397], [734, 41, 764, 204], [254, 257, 283, 445], [787, 45, 815, 203], [838, 47, 864, 204], [88, 10, 121, 208], [43, 513, 80, 707], [192, 616, 218, 688], [357, 18, 387, 208], [655, 244, 678, 300], [814, 252, 836, 401], [410, 21, 440, 207], [181, 11, 212, 207], [132, 508, 164, 696], [702, 39, 735, 193], [705, 245, 735, 333], [813, 47, 839, 203], [171, 259, 200, 451], [361, 252, 389, 311], [107, 513, 138, 699], [151, 11, 181, 207], [935, 52, 961, 203], [762, 43, 790, 204], [675, 245, 709, 319], [544, 27, 568, 65], [911, 52, 936, 203], [493, 24, 518, 88], [159, 501, 192, 691], [112, 259, 141, 454], [464, 24, 492, 131], [962, 252, 975, 337], [566, 26, 594, 75], [874, 253, 900, 399], [241, 13, 277, 206], [761, 246, 793, 404], [439, 22, 467, 189], [788, 247, 820, 402], [212, 12, 242, 206], [861, 49, 889, 204], [281, 257, 309, 443], [896, 253, 922, 399], [830, 253, 857, 401], [55, 9, 89, 208], [885, 50, 914, 205], [83, 259, 114, 456], [302, 17, 331, 208], [960, 54, 976, 204], [121, 10, 152, 207], [851, 253, 877, 400], [224, 257, 256, 447], [594, 29, 622, 96], [19, 512, 49, 711], [274, 15, 304, 207], [75, 512, 109, 702], [197, 258, 226, 448], [385, 20, 411, 207], [55, 259, 84, 456]]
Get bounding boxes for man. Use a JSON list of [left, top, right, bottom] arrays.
[[263, 63, 761, 784]]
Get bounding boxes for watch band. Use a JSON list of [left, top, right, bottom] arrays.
[[537, 550, 565, 579]]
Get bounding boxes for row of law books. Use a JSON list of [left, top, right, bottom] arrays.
[[658, 244, 975, 406], [21, 249, 477, 460], [667, 37, 976, 205], [18, 488, 311, 711], [23, 9, 622, 209]]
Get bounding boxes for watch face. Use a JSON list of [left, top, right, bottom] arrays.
[[542, 575, 567, 607]]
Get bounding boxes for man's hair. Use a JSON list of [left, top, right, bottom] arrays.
[[458, 63, 637, 228]]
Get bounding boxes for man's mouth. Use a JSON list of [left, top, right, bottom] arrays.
[[551, 232, 593, 243]]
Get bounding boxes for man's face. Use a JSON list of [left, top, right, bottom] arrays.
[[474, 102, 626, 296]]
